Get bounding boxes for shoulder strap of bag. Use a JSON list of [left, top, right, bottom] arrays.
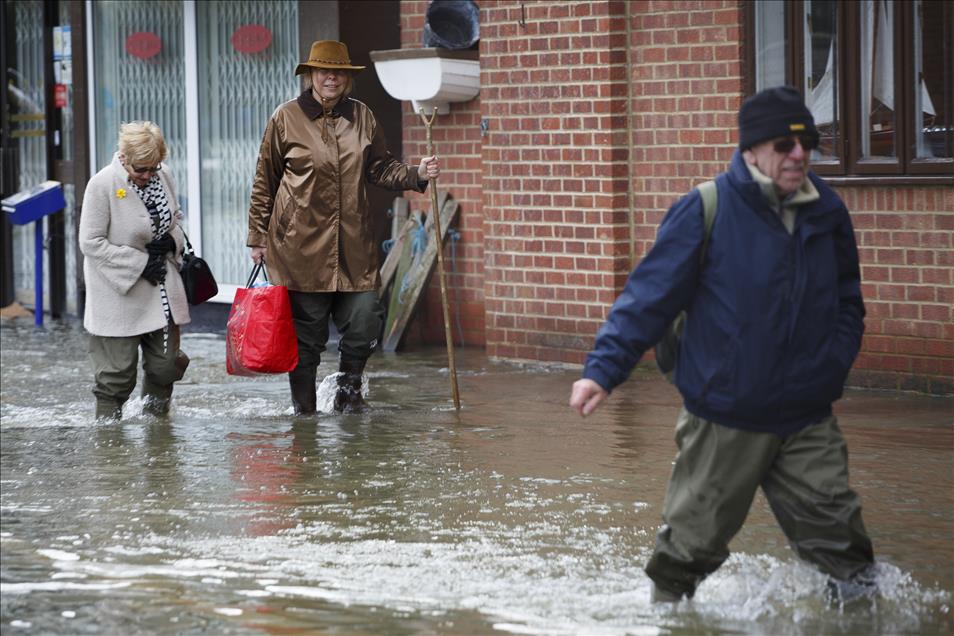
[[696, 179, 718, 264], [180, 231, 195, 256]]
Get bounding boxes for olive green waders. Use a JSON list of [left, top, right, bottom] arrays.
[[89, 325, 189, 419], [646, 409, 874, 600], [287, 290, 384, 414]]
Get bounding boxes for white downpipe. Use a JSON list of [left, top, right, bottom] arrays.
[[183, 0, 202, 253], [85, 0, 96, 176]]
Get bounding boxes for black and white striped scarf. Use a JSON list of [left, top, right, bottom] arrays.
[[130, 175, 174, 349]]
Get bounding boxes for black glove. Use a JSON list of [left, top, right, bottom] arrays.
[[141, 255, 167, 285], [145, 232, 176, 258]]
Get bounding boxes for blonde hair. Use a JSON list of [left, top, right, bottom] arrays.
[[117, 121, 167, 166]]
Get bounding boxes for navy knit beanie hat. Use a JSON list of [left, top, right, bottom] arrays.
[[738, 86, 819, 150]]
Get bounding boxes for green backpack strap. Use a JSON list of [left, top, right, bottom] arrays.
[[696, 179, 718, 264], [654, 179, 718, 381]]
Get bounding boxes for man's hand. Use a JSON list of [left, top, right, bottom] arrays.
[[569, 379, 608, 417], [418, 155, 440, 181], [250, 246, 267, 264]]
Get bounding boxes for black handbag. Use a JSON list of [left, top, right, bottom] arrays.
[[179, 233, 218, 305]]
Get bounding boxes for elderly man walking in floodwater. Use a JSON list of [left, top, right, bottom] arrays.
[[570, 86, 877, 604]]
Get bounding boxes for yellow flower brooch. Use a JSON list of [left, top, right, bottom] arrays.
[[116, 188, 126, 199]]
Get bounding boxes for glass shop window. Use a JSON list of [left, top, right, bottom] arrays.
[[91, 0, 299, 291], [195, 1, 299, 289], [750, 0, 953, 178]]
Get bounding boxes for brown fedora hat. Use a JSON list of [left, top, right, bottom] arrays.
[[294, 40, 365, 75]]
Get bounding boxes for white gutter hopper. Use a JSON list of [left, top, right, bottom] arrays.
[[369, 48, 479, 115]]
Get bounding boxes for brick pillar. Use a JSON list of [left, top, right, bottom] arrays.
[[628, 1, 743, 258], [481, 0, 632, 363]]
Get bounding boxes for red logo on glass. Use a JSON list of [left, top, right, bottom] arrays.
[[232, 24, 272, 54], [126, 32, 162, 59]]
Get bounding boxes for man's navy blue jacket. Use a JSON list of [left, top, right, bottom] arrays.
[[583, 151, 865, 436]]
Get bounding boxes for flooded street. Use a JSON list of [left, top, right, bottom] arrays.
[[1, 319, 952, 635]]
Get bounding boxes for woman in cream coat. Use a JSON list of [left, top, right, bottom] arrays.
[[79, 121, 190, 420]]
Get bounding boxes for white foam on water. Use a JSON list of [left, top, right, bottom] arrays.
[[0, 504, 54, 515], [0, 402, 95, 429], [143, 521, 952, 636], [668, 557, 952, 635], [367, 370, 411, 379], [45, 557, 249, 582], [175, 396, 280, 420], [1, 581, 132, 594], [266, 585, 354, 604], [235, 589, 272, 598], [102, 545, 166, 556], [519, 477, 563, 485], [36, 549, 80, 562], [315, 372, 371, 413], [161, 531, 656, 634]]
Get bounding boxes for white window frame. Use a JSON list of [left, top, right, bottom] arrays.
[[86, 0, 236, 304]]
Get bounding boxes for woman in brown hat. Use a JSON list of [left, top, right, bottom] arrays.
[[247, 40, 440, 415]]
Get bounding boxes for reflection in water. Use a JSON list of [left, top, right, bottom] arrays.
[[1, 319, 952, 634]]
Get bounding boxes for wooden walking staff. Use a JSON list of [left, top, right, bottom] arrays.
[[419, 107, 461, 410]]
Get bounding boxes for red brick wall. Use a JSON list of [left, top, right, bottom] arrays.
[[479, 0, 632, 363], [837, 186, 954, 393], [393, 0, 953, 394], [629, 1, 743, 254]]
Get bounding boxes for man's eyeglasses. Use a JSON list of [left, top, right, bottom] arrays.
[[131, 164, 161, 174], [773, 135, 818, 154]]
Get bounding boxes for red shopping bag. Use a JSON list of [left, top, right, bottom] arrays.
[[226, 263, 299, 376]]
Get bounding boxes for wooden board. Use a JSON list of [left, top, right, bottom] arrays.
[[378, 197, 415, 298], [391, 196, 409, 243], [379, 193, 443, 296], [378, 192, 450, 299], [380, 193, 459, 352], [379, 215, 417, 298], [382, 218, 417, 336]]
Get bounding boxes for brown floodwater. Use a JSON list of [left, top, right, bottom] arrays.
[[1, 319, 951, 634]]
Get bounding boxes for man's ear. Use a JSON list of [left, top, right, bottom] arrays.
[[742, 149, 756, 165]]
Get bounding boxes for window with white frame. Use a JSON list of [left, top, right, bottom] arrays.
[[195, 1, 299, 288], [750, 0, 953, 178], [92, 1, 187, 182], [90, 0, 299, 292]]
